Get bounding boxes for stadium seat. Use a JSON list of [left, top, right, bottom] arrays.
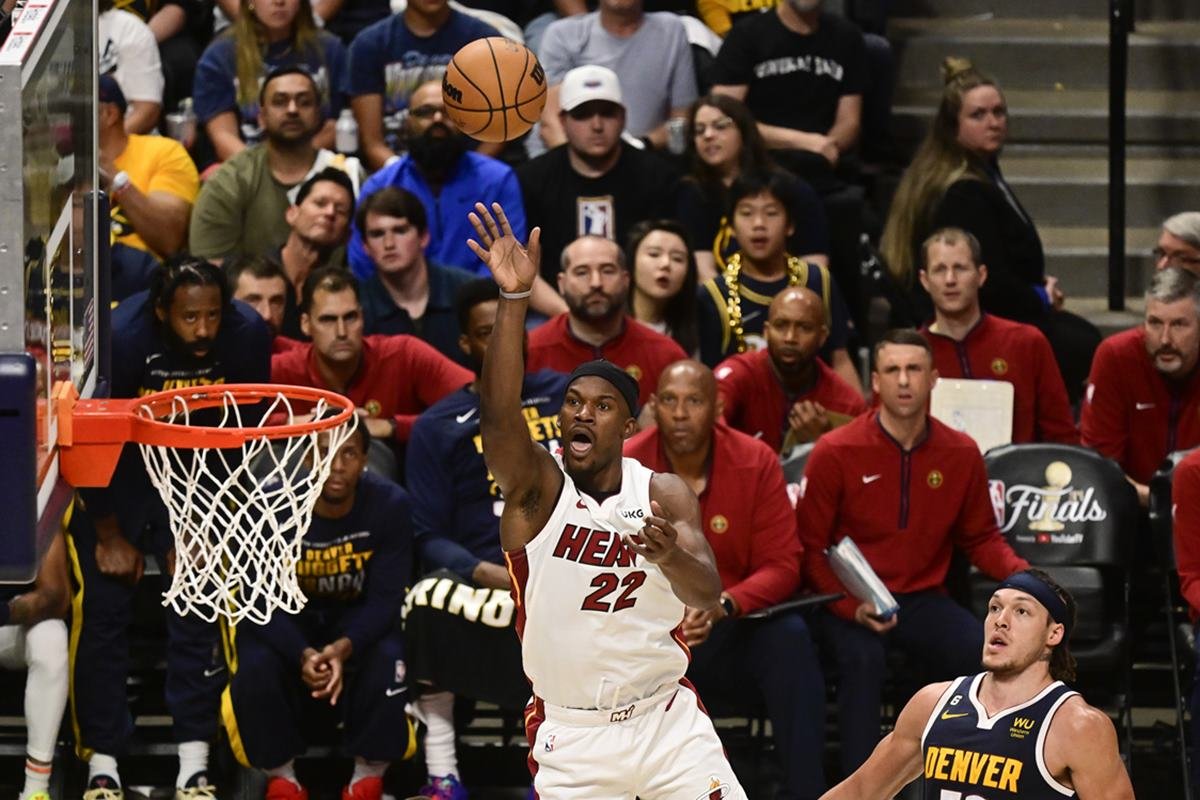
[[974, 443, 1138, 757]]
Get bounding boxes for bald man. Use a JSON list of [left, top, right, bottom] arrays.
[[714, 286, 867, 454], [624, 360, 827, 800]]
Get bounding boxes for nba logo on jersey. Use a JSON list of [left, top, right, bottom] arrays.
[[577, 197, 615, 239], [394, 660, 406, 683], [988, 480, 1006, 528]]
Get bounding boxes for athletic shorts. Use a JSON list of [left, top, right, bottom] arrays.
[[525, 681, 746, 800]]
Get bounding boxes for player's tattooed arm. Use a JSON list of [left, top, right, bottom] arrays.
[[5, 531, 70, 626], [820, 681, 949, 799], [470, 202, 563, 549], [638, 473, 722, 610]]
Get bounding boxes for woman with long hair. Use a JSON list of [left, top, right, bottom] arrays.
[[678, 92, 829, 283], [193, 0, 346, 162], [626, 219, 700, 356], [880, 57, 1061, 324]]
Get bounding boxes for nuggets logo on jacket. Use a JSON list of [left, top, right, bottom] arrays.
[[709, 515, 728, 534], [927, 469, 944, 489], [625, 364, 642, 381], [365, 399, 382, 417], [991, 357, 1009, 376]]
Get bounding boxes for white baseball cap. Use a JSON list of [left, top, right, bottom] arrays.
[[558, 65, 624, 113]]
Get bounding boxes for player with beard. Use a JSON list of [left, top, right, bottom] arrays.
[[468, 202, 746, 799], [526, 235, 688, 406], [715, 286, 866, 453], [348, 81, 568, 315], [190, 66, 365, 262], [404, 279, 568, 798], [69, 256, 271, 800], [821, 569, 1134, 800], [1082, 265, 1200, 506]]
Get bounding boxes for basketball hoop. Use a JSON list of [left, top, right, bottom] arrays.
[[55, 383, 358, 625]]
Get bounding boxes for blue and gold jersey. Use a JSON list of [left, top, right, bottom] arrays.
[[921, 673, 1079, 799]]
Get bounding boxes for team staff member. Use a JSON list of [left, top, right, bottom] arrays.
[[1082, 265, 1200, 505], [405, 279, 568, 798], [625, 360, 827, 800], [270, 267, 472, 446], [526, 235, 688, 406], [918, 228, 1077, 445], [470, 202, 745, 798], [716, 286, 866, 453], [224, 426, 412, 800], [821, 570, 1134, 800], [71, 257, 271, 800], [798, 329, 1028, 776]]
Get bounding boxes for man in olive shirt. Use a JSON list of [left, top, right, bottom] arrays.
[[189, 66, 363, 261]]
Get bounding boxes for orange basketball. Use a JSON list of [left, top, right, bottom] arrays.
[[442, 37, 548, 143]]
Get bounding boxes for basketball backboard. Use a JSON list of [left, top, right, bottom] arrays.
[[0, 0, 105, 582]]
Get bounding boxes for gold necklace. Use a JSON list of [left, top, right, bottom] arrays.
[[723, 252, 806, 353]]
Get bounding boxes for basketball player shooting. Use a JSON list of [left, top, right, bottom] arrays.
[[820, 569, 1134, 800], [467, 202, 747, 799]]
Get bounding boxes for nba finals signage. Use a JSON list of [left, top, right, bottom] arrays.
[[988, 460, 1108, 545]]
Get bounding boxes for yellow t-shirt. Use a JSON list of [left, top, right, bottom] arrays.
[[113, 134, 200, 255], [698, 0, 778, 36]]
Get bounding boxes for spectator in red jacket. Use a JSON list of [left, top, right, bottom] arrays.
[[797, 329, 1028, 776], [526, 235, 688, 405], [1171, 448, 1200, 790], [1081, 266, 1200, 505], [716, 286, 866, 454], [918, 227, 1077, 445], [271, 266, 472, 458], [624, 360, 826, 800]]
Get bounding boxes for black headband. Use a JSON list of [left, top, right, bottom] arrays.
[[997, 571, 1072, 641], [566, 360, 640, 418]]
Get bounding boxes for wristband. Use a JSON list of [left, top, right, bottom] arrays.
[[110, 170, 131, 198], [499, 287, 533, 300]]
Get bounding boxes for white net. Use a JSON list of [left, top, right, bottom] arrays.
[[136, 389, 357, 625]]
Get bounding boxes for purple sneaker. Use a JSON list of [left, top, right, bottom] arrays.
[[416, 775, 467, 800]]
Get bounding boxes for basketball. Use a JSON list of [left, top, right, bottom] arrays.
[[442, 37, 547, 143]]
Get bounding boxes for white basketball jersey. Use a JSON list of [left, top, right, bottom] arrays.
[[506, 457, 689, 710]]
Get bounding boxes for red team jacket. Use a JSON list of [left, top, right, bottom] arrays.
[[1081, 327, 1200, 484], [714, 349, 868, 453], [1173, 450, 1200, 621], [624, 422, 801, 614], [526, 314, 688, 405], [797, 413, 1028, 620], [270, 334, 473, 442], [921, 314, 1078, 445]]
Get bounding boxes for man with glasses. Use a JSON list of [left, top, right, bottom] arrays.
[[517, 65, 680, 285], [1154, 211, 1200, 276]]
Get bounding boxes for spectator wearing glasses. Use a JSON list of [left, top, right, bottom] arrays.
[[1154, 212, 1200, 276], [516, 66, 679, 286]]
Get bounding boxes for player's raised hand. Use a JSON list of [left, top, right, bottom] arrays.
[[467, 202, 541, 295], [626, 500, 682, 564]]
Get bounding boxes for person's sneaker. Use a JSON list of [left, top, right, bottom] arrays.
[[416, 775, 467, 800], [266, 776, 308, 800], [176, 771, 218, 800], [22, 792, 51, 800], [341, 776, 384, 800], [83, 775, 124, 800]]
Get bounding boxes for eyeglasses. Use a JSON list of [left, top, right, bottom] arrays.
[[566, 103, 621, 121], [693, 117, 735, 137], [1152, 247, 1200, 267], [408, 104, 445, 119]]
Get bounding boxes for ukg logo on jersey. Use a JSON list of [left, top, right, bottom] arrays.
[[988, 461, 1106, 544]]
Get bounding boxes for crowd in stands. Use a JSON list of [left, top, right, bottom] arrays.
[[7, 0, 1200, 798]]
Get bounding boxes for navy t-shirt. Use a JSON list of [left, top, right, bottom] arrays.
[[193, 31, 348, 145], [324, 0, 391, 45], [405, 370, 567, 579], [345, 11, 498, 150]]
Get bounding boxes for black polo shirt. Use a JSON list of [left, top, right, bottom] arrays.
[[360, 261, 478, 365]]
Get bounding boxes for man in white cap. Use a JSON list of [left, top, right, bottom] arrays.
[[516, 65, 681, 286]]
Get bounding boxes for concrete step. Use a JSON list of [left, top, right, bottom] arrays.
[[1040, 225, 1157, 296], [890, 0, 1200, 20], [892, 87, 1200, 146], [890, 18, 1200, 92], [1001, 155, 1200, 227]]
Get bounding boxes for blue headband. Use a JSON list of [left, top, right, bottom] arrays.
[[996, 571, 1072, 640]]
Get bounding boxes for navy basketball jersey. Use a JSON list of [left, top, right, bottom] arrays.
[[921, 673, 1079, 799]]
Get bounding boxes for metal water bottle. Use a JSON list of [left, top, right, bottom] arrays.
[[336, 109, 359, 155]]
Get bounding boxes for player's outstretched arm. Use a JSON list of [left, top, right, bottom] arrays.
[[820, 682, 948, 800], [639, 473, 723, 610], [1046, 698, 1135, 799], [469, 202, 563, 550]]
